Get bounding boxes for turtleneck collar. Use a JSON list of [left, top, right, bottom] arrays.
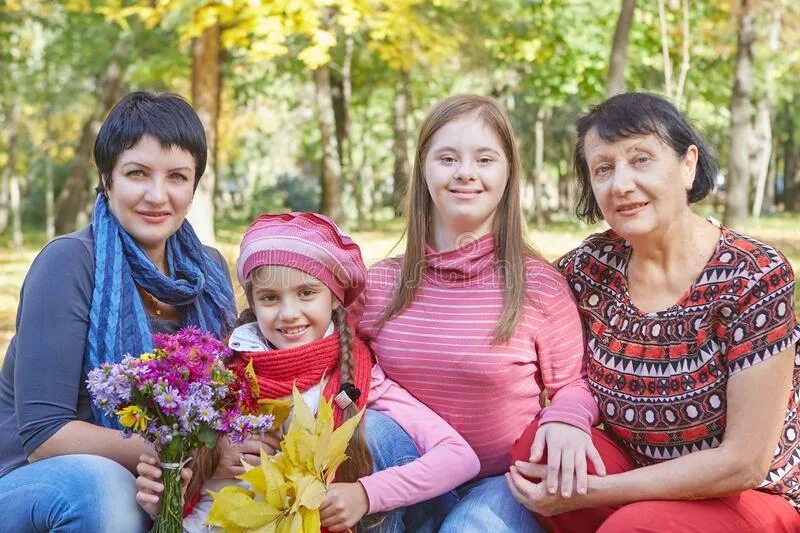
[[424, 232, 496, 283]]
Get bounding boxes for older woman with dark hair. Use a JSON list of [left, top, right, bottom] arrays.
[[0, 92, 254, 531], [508, 92, 800, 531]]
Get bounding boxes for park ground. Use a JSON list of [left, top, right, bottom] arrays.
[[1, 210, 799, 362]]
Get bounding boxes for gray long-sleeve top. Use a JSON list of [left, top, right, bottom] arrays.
[[0, 226, 230, 477]]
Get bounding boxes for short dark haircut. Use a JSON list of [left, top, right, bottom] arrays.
[[93, 91, 207, 191], [573, 92, 718, 223]]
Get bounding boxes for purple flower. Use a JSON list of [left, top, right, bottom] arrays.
[[155, 385, 181, 414]]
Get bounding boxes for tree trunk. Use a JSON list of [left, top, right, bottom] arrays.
[[674, 0, 691, 108], [392, 70, 411, 216], [751, 99, 772, 217], [331, 35, 362, 227], [0, 168, 7, 236], [55, 57, 126, 234], [355, 98, 375, 227], [189, 23, 222, 245], [313, 65, 345, 227], [763, 140, 777, 214], [752, 3, 781, 217], [606, 0, 636, 95], [45, 154, 55, 241], [44, 45, 55, 241], [0, 103, 19, 235], [784, 113, 798, 211], [531, 107, 548, 228], [10, 174, 21, 249], [343, 36, 364, 228], [723, 0, 757, 229], [657, 0, 674, 98]]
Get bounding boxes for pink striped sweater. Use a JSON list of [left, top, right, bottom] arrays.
[[356, 234, 599, 477]]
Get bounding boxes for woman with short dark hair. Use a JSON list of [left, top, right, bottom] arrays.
[[509, 92, 800, 531], [0, 92, 240, 531]]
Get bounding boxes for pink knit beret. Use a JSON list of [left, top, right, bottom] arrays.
[[236, 212, 367, 307]]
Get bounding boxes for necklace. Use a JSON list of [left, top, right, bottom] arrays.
[[145, 291, 162, 317], [151, 294, 162, 316]]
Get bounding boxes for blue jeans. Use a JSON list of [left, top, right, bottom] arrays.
[[0, 454, 149, 533], [363, 409, 455, 532], [438, 475, 544, 533], [364, 409, 543, 533]]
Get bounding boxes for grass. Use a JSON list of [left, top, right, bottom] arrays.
[[2, 212, 799, 361]]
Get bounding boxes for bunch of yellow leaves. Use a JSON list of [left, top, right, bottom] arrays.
[[207, 385, 363, 533]]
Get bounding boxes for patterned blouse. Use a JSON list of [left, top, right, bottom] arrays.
[[558, 221, 800, 508]]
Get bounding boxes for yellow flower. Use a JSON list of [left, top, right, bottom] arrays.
[[117, 406, 150, 432], [139, 352, 156, 362]]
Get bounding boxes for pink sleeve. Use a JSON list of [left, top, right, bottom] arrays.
[[534, 268, 599, 434], [358, 365, 480, 513]]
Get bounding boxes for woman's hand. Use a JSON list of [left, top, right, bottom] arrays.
[[212, 433, 282, 479], [506, 461, 590, 516], [531, 422, 605, 497], [319, 482, 369, 531], [135, 453, 192, 520]]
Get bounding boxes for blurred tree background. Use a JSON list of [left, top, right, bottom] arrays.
[[1, 0, 799, 243]]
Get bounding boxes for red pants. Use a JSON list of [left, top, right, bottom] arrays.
[[510, 422, 800, 532]]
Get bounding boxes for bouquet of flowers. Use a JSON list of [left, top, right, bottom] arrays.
[[87, 327, 274, 533], [207, 386, 363, 533]]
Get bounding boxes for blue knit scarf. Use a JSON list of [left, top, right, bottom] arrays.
[[85, 194, 236, 428]]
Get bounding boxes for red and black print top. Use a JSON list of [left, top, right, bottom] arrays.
[[558, 222, 800, 508]]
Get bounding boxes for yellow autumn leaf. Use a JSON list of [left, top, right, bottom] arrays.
[[258, 398, 293, 428], [260, 457, 289, 508], [298, 477, 327, 511], [214, 386, 369, 531], [245, 358, 260, 397], [313, 421, 332, 474], [323, 454, 349, 485], [300, 507, 321, 533], [238, 455, 267, 495], [288, 512, 305, 533], [315, 393, 334, 437], [290, 474, 313, 513], [282, 424, 317, 470], [275, 513, 301, 533], [249, 523, 278, 533], [248, 523, 277, 533], [206, 486, 254, 527], [324, 408, 363, 469], [298, 45, 331, 70], [226, 500, 283, 528], [289, 385, 315, 433]]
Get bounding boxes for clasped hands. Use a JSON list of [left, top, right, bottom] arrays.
[[505, 422, 606, 516]]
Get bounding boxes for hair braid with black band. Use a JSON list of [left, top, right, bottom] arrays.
[[331, 305, 373, 483]]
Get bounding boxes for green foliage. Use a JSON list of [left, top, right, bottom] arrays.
[[2, 0, 800, 239], [247, 174, 321, 218]]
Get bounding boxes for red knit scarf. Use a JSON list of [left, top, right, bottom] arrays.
[[237, 332, 373, 428]]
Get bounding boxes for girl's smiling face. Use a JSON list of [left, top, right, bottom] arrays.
[[249, 265, 334, 350], [424, 113, 509, 238]]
